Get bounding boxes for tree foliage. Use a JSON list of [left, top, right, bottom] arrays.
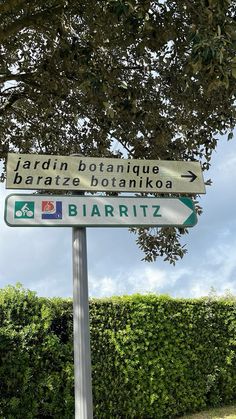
[[1, 285, 236, 417], [1, 0, 236, 262]]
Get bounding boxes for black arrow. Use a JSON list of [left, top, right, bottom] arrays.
[[181, 170, 197, 182]]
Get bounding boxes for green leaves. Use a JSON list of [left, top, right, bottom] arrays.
[[1, 287, 236, 417], [91, 294, 236, 417], [0, 285, 74, 418], [130, 226, 188, 264], [231, 57, 236, 79]]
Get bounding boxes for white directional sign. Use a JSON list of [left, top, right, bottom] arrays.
[[6, 153, 205, 194], [5, 195, 197, 227]]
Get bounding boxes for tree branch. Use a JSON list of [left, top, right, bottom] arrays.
[[0, 4, 64, 43], [110, 133, 135, 156], [0, 91, 25, 116], [0, 72, 35, 84], [0, 0, 30, 15]]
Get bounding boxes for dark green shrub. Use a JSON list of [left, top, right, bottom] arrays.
[[0, 285, 236, 418], [0, 285, 74, 418]]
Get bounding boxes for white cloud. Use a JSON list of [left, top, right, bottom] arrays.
[[189, 241, 236, 297], [88, 233, 236, 300], [126, 266, 184, 293], [217, 153, 236, 180], [88, 266, 189, 298], [89, 275, 124, 297]]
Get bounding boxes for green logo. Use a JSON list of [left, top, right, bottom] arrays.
[[14, 201, 35, 219]]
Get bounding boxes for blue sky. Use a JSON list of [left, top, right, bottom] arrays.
[[0, 136, 236, 299]]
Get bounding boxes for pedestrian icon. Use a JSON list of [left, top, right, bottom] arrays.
[[14, 201, 35, 219]]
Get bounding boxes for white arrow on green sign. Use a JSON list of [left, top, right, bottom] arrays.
[[5, 195, 197, 227]]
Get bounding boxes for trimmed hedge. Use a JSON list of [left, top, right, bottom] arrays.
[[0, 285, 236, 418]]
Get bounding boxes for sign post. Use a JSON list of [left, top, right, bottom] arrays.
[[71, 150, 93, 419], [72, 225, 93, 419], [5, 152, 205, 418]]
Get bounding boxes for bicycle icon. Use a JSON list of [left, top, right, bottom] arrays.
[[15, 203, 34, 218]]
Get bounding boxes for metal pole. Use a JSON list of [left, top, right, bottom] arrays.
[[72, 226, 93, 419]]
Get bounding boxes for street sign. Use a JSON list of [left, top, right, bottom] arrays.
[[6, 153, 205, 194], [5, 194, 197, 227]]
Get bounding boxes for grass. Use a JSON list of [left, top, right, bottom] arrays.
[[180, 405, 236, 419]]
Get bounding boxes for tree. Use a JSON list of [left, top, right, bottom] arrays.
[[1, 0, 236, 263]]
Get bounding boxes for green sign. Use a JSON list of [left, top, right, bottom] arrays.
[[5, 195, 197, 228]]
